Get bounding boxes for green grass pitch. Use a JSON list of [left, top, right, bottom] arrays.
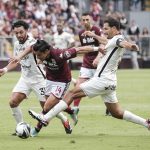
[[0, 69, 150, 150]]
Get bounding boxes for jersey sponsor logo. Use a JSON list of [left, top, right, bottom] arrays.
[[105, 85, 116, 91], [82, 37, 95, 44], [22, 55, 29, 60], [43, 59, 59, 70], [21, 65, 31, 70]]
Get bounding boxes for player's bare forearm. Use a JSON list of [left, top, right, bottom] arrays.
[[12, 46, 32, 64], [5, 61, 19, 71], [17, 46, 32, 61], [120, 41, 139, 51], [93, 52, 103, 67], [76, 46, 100, 54]]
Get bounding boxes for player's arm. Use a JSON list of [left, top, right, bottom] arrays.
[[82, 31, 108, 45], [60, 46, 105, 61], [0, 46, 33, 77], [92, 44, 105, 67], [116, 38, 139, 51], [12, 46, 32, 63], [75, 45, 105, 55], [0, 60, 19, 77]]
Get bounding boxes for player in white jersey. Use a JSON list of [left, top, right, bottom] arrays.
[[28, 17, 150, 131], [0, 20, 71, 135], [53, 21, 75, 49]]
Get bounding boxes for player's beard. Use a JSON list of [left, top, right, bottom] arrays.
[[18, 35, 28, 44]]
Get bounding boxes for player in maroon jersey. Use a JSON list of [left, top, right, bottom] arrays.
[[73, 12, 103, 116], [23, 39, 103, 135]]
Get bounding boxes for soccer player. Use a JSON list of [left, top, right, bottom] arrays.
[[28, 17, 150, 131], [73, 12, 103, 116], [0, 20, 72, 136], [53, 20, 75, 49]]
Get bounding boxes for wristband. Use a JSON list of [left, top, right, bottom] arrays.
[[3, 67, 8, 73], [93, 47, 99, 51]]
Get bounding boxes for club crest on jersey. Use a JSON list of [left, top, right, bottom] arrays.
[[64, 51, 71, 58]]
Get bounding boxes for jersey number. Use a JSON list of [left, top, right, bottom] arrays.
[[39, 87, 45, 95]]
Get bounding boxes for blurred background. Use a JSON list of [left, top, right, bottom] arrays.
[[0, 0, 150, 69]]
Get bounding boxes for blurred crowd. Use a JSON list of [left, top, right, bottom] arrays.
[[0, 0, 149, 36], [0, 0, 150, 67]]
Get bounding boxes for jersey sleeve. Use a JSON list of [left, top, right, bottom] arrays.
[[107, 35, 124, 48], [58, 48, 77, 60], [28, 38, 37, 46]]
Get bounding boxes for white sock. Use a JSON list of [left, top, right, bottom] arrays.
[[123, 110, 148, 128], [11, 107, 23, 124], [56, 112, 68, 122], [44, 100, 68, 122]]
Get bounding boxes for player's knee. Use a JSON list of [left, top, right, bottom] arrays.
[[43, 106, 49, 113], [9, 99, 19, 107]]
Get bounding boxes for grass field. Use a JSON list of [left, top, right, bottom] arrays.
[[0, 69, 150, 150]]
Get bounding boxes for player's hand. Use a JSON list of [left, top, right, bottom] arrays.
[[131, 44, 139, 51], [92, 58, 99, 67], [0, 69, 6, 77], [99, 47, 106, 55], [82, 31, 95, 37]]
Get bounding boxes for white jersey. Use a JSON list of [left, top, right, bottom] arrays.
[[53, 32, 75, 49], [14, 35, 45, 83], [94, 34, 125, 81]]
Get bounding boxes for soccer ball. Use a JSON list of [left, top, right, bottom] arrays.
[[16, 122, 31, 139]]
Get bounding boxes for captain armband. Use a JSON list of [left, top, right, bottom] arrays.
[[116, 38, 124, 48]]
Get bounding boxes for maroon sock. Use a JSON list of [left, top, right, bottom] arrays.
[[64, 106, 73, 114], [74, 98, 81, 107]]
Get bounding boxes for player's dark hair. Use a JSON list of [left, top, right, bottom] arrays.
[[82, 12, 91, 17], [104, 17, 120, 30], [12, 20, 29, 30], [33, 40, 52, 52]]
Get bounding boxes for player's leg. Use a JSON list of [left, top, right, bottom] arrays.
[[28, 86, 86, 126], [30, 81, 46, 136], [28, 77, 99, 125], [74, 67, 94, 108], [10, 77, 31, 135], [104, 91, 150, 129], [32, 80, 72, 134], [44, 86, 86, 122], [9, 92, 26, 124], [73, 77, 88, 107]]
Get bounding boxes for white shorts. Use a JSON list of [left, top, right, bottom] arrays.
[[80, 77, 118, 103], [79, 67, 96, 78], [45, 80, 70, 99], [12, 77, 46, 102]]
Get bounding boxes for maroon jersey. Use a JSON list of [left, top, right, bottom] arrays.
[[43, 48, 77, 82], [79, 26, 102, 69]]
